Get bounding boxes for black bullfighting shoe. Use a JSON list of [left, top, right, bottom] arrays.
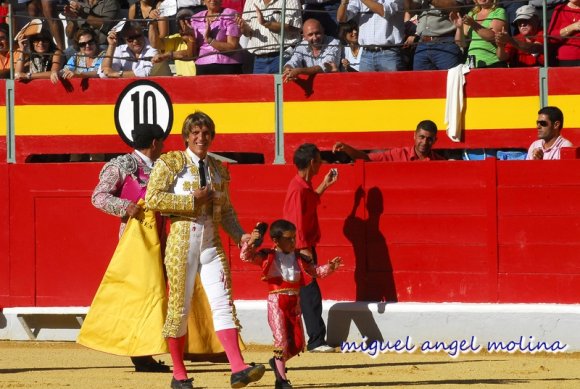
[[230, 363, 266, 388], [132, 356, 171, 373], [170, 377, 194, 389], [275, 378, 293, 389]]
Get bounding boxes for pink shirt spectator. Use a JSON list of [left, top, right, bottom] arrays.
[[191, 8, 242, 65], [369, 146, 446, 161], [283, 174, 321, 250], [526, 136, 573, 160]]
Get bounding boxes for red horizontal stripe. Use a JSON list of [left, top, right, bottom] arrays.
[[13, 75, 275, 105], [16, 128, 577, 163], [10, 67, 570, 106], [547, 67, 580, 95]]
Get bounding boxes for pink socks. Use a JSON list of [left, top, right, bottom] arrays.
[[216, 328, 246, 373], [168, 335, 187, 380], [275, 358, 287, 380]]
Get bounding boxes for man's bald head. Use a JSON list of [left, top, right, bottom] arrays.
[[302, 18, 325, 49], [303, 18, 323, 33]]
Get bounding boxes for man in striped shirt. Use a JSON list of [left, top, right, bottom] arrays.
[[237, 0, 302, 74], [337, 0, 405, 71]]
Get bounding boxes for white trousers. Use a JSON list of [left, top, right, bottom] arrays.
[[166, 217, 237, 338]]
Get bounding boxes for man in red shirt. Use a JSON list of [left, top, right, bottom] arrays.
[[333, 120, 446, 161], [283, 143, 338, 353]]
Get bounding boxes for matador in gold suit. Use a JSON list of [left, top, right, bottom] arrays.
[[145, 112, 265, 389]]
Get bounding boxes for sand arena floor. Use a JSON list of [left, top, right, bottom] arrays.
[[1, 341, 579, 388]]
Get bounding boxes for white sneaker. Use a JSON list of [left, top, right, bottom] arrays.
[[309, 344, 335, 353]]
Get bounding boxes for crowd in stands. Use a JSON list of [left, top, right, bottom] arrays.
[[0, 0, 577, 80]]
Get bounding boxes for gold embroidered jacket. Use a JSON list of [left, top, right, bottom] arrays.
[[145, 150, 244, 243]]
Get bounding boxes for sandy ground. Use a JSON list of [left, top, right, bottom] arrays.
[[1, 341, 579, 389]]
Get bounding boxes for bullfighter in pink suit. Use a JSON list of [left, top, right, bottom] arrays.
[[91, 123, 168, 372]]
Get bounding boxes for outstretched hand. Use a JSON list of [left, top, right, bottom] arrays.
[[329, 256, 342, 271]]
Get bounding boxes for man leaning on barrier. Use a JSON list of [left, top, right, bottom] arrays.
[[282, 19, 340, 81], [333, 120, 446, 161]]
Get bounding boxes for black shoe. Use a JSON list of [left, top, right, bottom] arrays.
[[132, 357, 171, 373], [170, 377, 194, 389], [275, 379, 293, 389], [230, 363, 266, 388]]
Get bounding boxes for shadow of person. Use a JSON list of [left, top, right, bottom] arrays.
[[326, 186, 396, 347], [346, 186, 395, 301], [292, 75, 315, 97]]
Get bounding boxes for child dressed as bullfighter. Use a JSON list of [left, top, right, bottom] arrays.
[[240, 219, 342, 389]]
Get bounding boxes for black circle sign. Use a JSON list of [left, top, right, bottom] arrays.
[[114, 80, 173, 147]]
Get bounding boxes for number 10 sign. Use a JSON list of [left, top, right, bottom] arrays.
[[114, 80, 174, 146]]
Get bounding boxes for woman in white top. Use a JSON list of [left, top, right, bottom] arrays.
[[338, 21, 361, 72]]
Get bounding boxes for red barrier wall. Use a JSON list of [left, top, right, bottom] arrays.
[[7, 164, 118, 306], [5, 159, 580, 307], [0, 163, 8, 306], [497, 160, 580, 302], [8, 68, 580, 163]]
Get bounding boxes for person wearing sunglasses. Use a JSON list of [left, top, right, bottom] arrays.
[[62, 28, 106, 79], [527, 106, 573, 160], [99, 22, 158, 78], [495, 5, 545, 67], [338, 21, 361, 72], [14, 29, 63, 84]]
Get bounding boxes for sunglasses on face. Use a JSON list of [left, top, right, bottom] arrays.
[[78, 39, 95, 48], [125, 34, 142, 42], [537, 120, 549, 127]]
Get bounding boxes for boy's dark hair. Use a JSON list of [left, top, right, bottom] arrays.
[[269, 219, 296, 240], [538, 106, 564, 128], [131, 123, 165, 149], [416, 120, 438, 135], [293, 143, 320, 170]]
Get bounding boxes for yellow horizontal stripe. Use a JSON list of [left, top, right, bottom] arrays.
[[549, 95, 580, 128], [14, 103, 275, 136], [0, 107, 6, 136], [284, 99, 446, 133], [11, 95, 580, 136]]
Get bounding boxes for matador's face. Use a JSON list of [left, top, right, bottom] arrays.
[[187, 125, 213, 159]]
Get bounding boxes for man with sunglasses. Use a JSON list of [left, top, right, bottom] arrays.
[[99, 22, 158, 78], [527, 106, 573, 160]]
